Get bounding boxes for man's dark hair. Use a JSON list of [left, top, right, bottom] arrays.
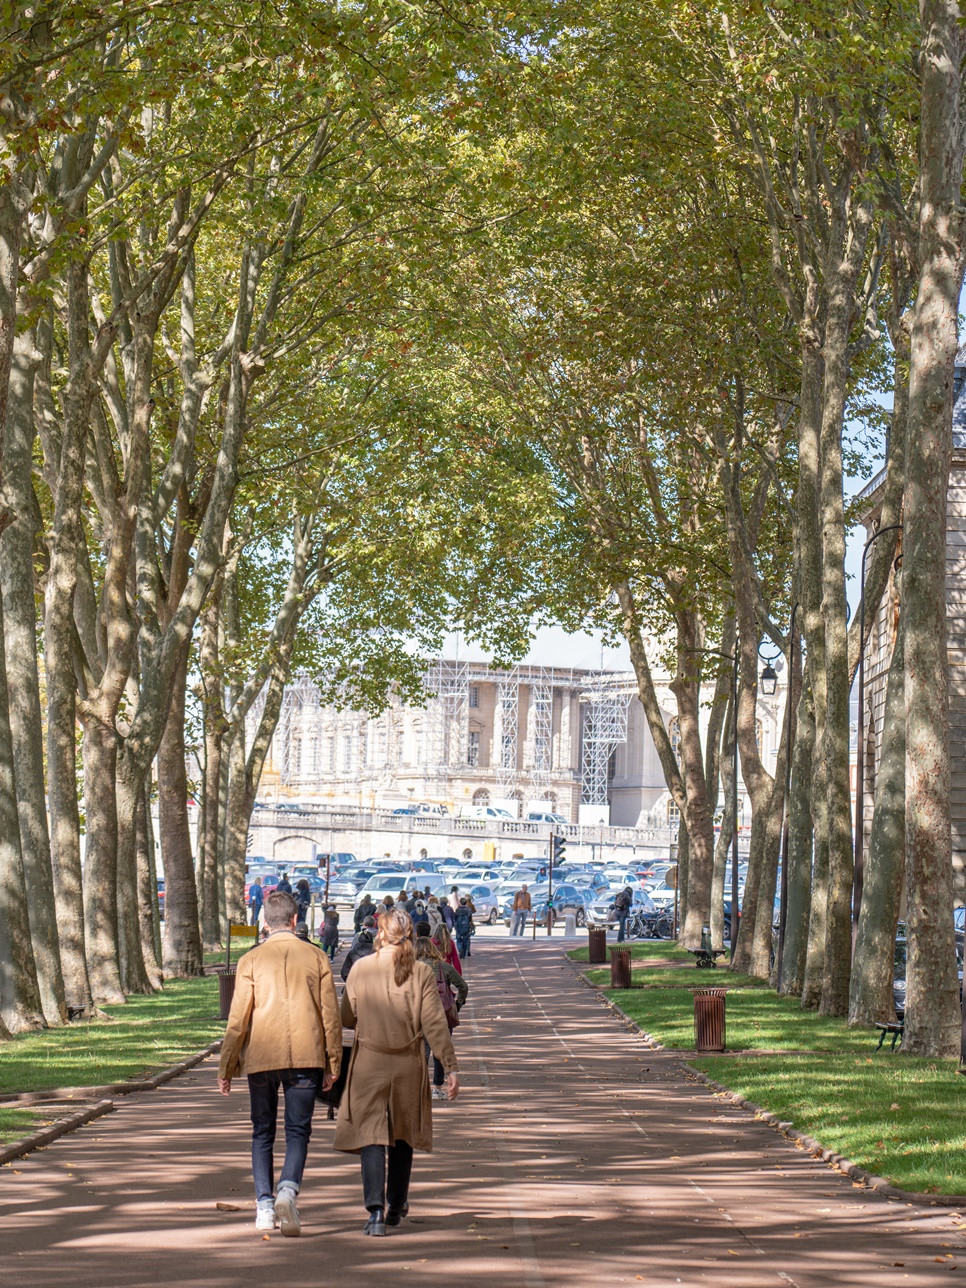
[[415, 921, 431, 937], [265, 889, 298, 928], [362, 915, 376, 928]]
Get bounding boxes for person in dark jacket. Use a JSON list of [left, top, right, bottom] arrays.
[[320, 907, 340, 960], [354, 894, 374, 931], [295, 878, 311, 923], [614, 886, 633, 943], [275, 872, 293, 896], [341, 919, 376, 980], [453, 898, 474, 959], [438, 895, 455, 930]]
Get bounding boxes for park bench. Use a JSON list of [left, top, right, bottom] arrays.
[[689, 925, 727, 969], [874, 1021, 904, 1051], [689, 947, 727, 969]]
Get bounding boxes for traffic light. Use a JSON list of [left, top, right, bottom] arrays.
[[551, 832, 566, 865]]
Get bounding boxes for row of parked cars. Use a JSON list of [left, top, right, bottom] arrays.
[[242, 853, 689, 931]]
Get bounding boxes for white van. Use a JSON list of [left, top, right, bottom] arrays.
[[459, 805, 514, 820]]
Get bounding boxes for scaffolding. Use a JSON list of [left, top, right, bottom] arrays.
[[494, 678, 519, 796], [424, 658, 469, 782], [527, 681, 553, 791], [579, 674, 631, 807]]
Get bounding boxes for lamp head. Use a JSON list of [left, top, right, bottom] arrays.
[[760, 662, 778, 696]]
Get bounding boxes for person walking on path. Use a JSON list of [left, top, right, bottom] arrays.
[[320, 906, 340, 960], [432, 923, 462, 976], [354, 893, 374, 931], [342, 917, 376, 980], [614, 886, 633, 943], [415, 935, 467, 1100], [509, 884, 531, 937], [438, 895, 454, 930], [453, 897, 474, 959], [218, 889, 342, 1237], [248, 876, 264, 926], [275, 871, 293, 896], [335, 908, 459, 1235], [294, 878, 311, 923]]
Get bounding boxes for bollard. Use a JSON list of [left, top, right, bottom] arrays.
[[218, 967, 237, 1021], [609, 947, 632, 989], [693, 987, 727, 1051], [588, 927, 607, 964], [564, 913, 577, 938]]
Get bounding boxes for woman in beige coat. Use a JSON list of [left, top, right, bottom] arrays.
[[334, 907, 459, 1235]]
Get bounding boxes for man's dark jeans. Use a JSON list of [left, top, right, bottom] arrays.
[[248, 1068, 319, 1204], [617, 910, 628, 942]]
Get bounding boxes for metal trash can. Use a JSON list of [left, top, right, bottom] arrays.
[[588, 927, 607, 964], [218, 967, 237, 1021], [610, 947, 632, 989], [693, 987, 727, 1051]]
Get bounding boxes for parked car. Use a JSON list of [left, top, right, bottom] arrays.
[[566, 871, 611, 894], [392, 806, 419, 815], [454, 867, 504, 884], [525, 811, 568, 824], [329, 865, 396, 896], [586, 887, 657, 929], [156, 878, 165, 919], [501, 883, 594, 928]]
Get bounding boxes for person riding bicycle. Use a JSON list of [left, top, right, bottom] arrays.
[[614, 886, 633, 943]]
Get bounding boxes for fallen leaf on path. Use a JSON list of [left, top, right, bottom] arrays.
[[728, 1250, 740, 1256], [262, 1235, 270, 1241], [215, 1202, 241, 1212]]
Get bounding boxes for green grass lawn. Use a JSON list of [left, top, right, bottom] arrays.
[[692, 1053, 966, 1194], [567, 940, 691, 964], [595, 970, 872, 1052], [575, 943, 966, 1194], [0, 976, 225, 1096], [0, 1106, 47, 1145]]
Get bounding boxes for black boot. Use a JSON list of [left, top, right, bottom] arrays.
[[386, 1203, 409, 1227], [364, 1208, 386, 1236]]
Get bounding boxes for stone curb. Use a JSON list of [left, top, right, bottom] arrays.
[[683, 1064, 966, 1208], [0, 1040, 223, 1107], [0, 1099, 115, 1165], [566, 950, 966, 1210]]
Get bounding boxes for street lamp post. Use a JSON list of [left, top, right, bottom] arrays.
[[853, 524, 902, 926]]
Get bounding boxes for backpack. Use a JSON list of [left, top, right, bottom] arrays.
[[435, 964, 460, 1030], [615, 890, 632, 912]]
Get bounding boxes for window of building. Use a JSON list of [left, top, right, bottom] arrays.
[[667, 797, 681, 828], [469, 685, 480, 708], [467, 730, 480, 766], [326, 736, 336, 773], [472, 788, 490, 806], [343, 733, 355, 773], [669, 717, 682, 766]]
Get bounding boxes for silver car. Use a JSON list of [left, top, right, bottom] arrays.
[[586, 887, 657, 928]]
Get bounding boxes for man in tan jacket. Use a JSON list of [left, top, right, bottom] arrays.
[[510, 884, 532, 936], [218, 889, 342, 1237]]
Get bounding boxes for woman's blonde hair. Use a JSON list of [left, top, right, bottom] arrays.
[[415, 936, 442, 964], [375, 907, 415, 985], [433, 924, 453, 957]]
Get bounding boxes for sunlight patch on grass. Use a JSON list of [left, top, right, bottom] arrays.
[[692, 1054, 966, 1194], [0, 977, 224, 1095]]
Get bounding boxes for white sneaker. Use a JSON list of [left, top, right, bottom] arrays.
[[255, 1204, 276, 1231], [432, 1085, 447, 1101], [275, 1187, 301, 1237]]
